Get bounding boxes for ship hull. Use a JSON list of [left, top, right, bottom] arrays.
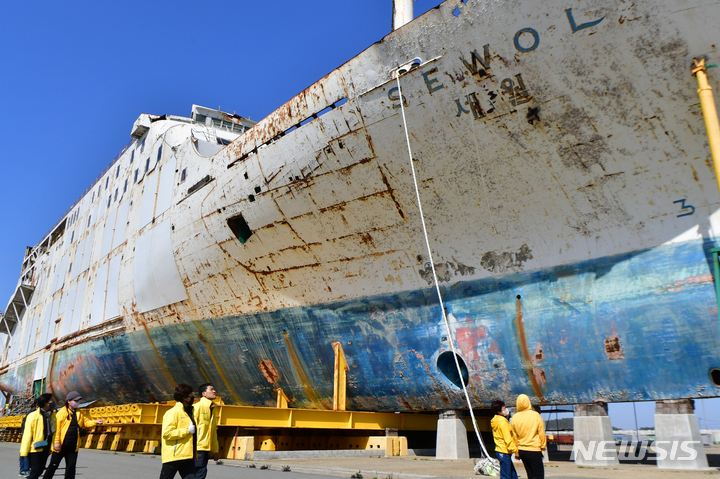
[[3, 0, 720, 408], [44, 238, 720, 409]]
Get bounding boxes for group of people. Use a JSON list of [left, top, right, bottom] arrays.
[[159, 383, 220, 479], [19, 391, 104, 479], [18, 383, 220, 479], [19, 386, 544, 479], [490, 394, 547, 479]]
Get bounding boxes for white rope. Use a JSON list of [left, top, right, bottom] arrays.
[[394, 73, 491, 458]]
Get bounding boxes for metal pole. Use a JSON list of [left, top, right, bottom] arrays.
[[633, 402, 640, 441], [692, 57, 720, 198], [392, 0, 414, 30]]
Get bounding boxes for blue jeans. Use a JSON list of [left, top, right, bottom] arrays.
[[195, 451, 210, 479], [496, 452, 518, 479], [20, 455, 30, 475]]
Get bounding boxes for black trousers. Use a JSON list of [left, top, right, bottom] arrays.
[[28, 450, 50, 479], [159, 458, 196, 479], [42, 448, 78, 479], [518, 450, 544, 479]]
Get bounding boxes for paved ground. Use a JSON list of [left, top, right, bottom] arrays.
[[0, 443, 345, 479], [2, 442, 719, 479]]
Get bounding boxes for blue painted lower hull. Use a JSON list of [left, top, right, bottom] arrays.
[[9, 238, 720, 409]]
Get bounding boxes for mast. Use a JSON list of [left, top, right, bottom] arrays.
[[392, 0, 413, 30]]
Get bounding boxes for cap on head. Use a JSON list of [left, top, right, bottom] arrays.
[[66, 391, 82, 402]]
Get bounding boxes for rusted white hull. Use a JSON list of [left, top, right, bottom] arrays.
[[2, 0, 720, 409]]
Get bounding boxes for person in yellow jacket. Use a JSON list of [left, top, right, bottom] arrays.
[[193, 383, 220, 479], [490, 400, 518, 479], [43, 391, 104, 479], [20, 394, 56, 479], [160, 384, 197, 479], [510, 394, 546, 479]]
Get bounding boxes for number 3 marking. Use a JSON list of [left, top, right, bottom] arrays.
[[673, 199, 695, 217]]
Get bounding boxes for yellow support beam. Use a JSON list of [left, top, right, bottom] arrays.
[[693, 57, 720, 197], [276, 388, 290, 409], [1, 405, 489, 432], [0, 400, 491, 457], [332, 342, 348, 411]]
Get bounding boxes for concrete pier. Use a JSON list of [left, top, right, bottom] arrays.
[[572, 403, 619, 466], [654, 399, 709, 470], [435, 410, 469, 459]]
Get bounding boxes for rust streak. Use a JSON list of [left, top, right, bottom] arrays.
[[514, 296, 545, 404], [181, 334, 212, 384], [378, 164, 405, 219], [282, 330, 323, 408], [45, 350, 58, 399], [194, 329, 244, 405], [142, 324, 177, 385]]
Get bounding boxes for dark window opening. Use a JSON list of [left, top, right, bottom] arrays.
[[157, 145, 163, 162], [130, 150, 134, 163], [254, 186, 261, 193], [145, 158, 150, 173], [227, 215, 253, 244], [134, 169, 139, 183], [105, 177, 109, 189], [87, 216, 91, 227], [187, 175, 212, 195], [114, 188, 118, 201], [248, 194, 255, 202], [107, 196, 111, 207], [116, 166, 120, 178], [181, 169, 186, 182], [123, 179, 128, 193], [244, 172, 248, 179]]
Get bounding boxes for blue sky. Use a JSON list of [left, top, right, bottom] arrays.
[[0, 0, 717, 429]]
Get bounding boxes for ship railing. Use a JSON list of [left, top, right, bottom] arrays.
[[34, 138, 137, 248], [210, 118, 248, 134]]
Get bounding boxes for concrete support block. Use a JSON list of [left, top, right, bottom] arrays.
[[573, 403, 619, 466], [655, 399, 709, 470], [436, 410, 469, 459]]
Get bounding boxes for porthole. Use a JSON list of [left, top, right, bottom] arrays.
[[711, 368, 720, 387], [437, 351, 469, 389]]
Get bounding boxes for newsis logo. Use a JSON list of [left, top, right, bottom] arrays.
[[571, 440, 700, 461]]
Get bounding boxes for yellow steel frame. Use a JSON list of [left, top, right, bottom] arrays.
[[693, 57, 720, 197], [0, 402, 490, 431], [332, 342, 349, 411], [0, 401, 490, 457]]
